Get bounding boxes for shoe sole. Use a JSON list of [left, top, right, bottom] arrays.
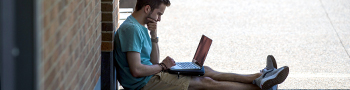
[[261, 66, 289, 90]]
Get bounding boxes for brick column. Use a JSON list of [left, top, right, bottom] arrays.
[[40, 0, 102, 89], [101, 0, 119, 90]]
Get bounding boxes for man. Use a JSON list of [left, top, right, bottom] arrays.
[[113, 0, 289, 90]]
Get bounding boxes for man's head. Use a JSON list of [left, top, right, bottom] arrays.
[[134, 0, 171, 23]]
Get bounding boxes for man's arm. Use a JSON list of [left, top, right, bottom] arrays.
[[127, 52, 175, 77], [127, 51, 162, 77], [150, 41, 159, 64], [147, 17, 160, 64]]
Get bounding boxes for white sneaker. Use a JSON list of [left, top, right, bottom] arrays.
[[253, 66, 289, 90]]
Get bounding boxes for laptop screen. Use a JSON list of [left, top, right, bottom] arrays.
[[193, 35, 212, 67]]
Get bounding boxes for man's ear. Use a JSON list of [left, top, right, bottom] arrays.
[[144, 5, 151, 14]]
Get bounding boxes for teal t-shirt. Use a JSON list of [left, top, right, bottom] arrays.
[[114, 15, 153, 90]]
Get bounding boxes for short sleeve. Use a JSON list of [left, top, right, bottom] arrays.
[[118, 25, 143, 53]]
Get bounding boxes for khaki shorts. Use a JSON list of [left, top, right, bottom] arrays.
[[141, 72, 191, 90]]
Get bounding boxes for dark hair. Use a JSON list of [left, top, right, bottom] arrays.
[[135, 0, 171, 11]]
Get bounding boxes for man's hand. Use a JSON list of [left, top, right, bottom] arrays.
[[161, 56, 176, 69], [147, 18, 157, 38]]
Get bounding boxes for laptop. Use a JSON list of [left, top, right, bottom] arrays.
[[167, 35, 212, 76]]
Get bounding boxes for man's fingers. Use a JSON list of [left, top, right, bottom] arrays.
[[148, 26, 156, 29], [171, 58, 176, 66], [147, 18, 156, 23], [164, 56, 176, 67], [147, 23, 156, 27], [147, 18, 157, 31]]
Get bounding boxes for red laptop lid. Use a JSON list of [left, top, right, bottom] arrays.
[[192, 35, 212, 67]]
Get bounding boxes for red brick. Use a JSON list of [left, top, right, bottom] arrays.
[[45, 69, 56, 89], [101, 32, 113, 41], [58, 49, 69, 67], [93, 71, 99, 83], [101, 12, 113, 21], [95, 2, 101, 17], [50, 75, 59, 89], [51, 3, 59, 23], [43, 59, 52, 76], [102, 23, 113, 31], [42, 0, 51, 13], [70, 79, 78, 90], [101, 3, 113, 11], [97, 24, 102, 38], [101, 41, 113, 51], [96, 15, 101, 28]]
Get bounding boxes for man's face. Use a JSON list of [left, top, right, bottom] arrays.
[[146, 3, 167, 23]]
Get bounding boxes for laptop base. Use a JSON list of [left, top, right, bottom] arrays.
[[167, 66, 205, 76]]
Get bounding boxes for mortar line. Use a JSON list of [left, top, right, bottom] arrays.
[[319, 0, 350, 59]]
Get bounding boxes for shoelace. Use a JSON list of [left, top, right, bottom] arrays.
[[260, 68, 274, 78], [260, 68, 268, 73]]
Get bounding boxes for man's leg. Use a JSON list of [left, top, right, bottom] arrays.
[[203, 66, 261, 84], [188, 76, 260, 90]]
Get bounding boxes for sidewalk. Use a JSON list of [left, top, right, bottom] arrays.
[[157, 0, 350, 89]]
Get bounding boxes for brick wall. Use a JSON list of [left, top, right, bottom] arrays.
[[39, 0, 102, 89], [101, 0, 119, 51], [100, 0, 119, 89]]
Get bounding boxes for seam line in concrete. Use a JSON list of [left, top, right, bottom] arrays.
[[319, 0, 350, 59]]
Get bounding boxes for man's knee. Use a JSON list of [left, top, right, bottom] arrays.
[[191, 76, 215, 84], [201, 77, 216, 84], [204, 66, 217, 77], [199, 77, 218, 89], [189, 77, 217, 90]]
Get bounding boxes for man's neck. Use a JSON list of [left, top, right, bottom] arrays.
[[131, 11, 146, 26]]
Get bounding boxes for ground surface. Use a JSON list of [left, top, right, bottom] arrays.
[[156, 0, 350, 89]]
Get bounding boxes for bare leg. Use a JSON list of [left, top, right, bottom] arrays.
[[203, 66, 262, 84], [188, 76, 260, 90]]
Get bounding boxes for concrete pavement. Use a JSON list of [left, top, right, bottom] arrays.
[[157, 0, 350, 89]]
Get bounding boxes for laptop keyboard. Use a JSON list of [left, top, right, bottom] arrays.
[[176, 62, 201, 69]]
